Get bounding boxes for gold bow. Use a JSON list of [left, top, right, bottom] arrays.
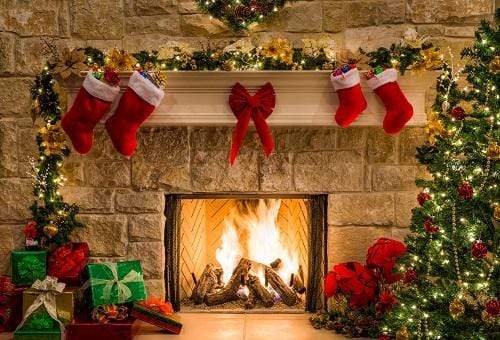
[[53, 48, 87, 79]]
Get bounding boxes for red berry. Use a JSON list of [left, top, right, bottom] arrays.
[[403, 269, 418, 284], [471, 240, 488, 259], [423, 218, 439, 234], [486, 299, 499, 316], [450, 106, 466, 120], [458, 182, 473, 200], [417, 192, 431, 206]]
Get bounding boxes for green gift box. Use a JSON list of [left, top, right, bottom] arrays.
[[87, 260, 147, 307], [14, 309, 61, 340], [11, 250, 47, 286]]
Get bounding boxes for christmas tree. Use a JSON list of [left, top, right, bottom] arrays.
[[382, 13, 499, 340]]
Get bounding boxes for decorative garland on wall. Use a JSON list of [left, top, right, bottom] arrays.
[[27, 29, 442, 248]]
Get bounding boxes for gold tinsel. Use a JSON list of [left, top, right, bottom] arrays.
[[487, 142, 500, 160], [458, 99, 474, 114], [449, 297, 465, 318], [490, 56, 500, 73], [261, 38, 293, 65], [39, 124, 67, 156], [412, 48, 443, 72], [396, 326, 409, 340], [425, 111, 446, 145], [43, 224, 59, 238], [105, 49, 138, 71], [52, 48, 87, 79]]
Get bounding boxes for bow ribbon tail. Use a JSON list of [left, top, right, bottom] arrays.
[[229, 110, 251, 165], [251, 110, 274, 157]]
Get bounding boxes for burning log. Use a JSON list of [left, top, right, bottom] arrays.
[[205, 258, 251, 306], [290, 273, 306, 294], [265, 266, 298, 306], [244, 288, 256, 309], [248, 274, 275, 308], [270, 258, 282, 269], [191, 264, 223, 305]]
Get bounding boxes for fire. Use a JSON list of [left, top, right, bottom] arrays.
[[215, 199, 299, 286]]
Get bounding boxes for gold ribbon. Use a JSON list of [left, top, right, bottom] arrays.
[[90, 263, 143, 303], [15, 276, 66, 337]]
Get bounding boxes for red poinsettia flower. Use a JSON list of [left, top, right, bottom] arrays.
[[366, 238, 406, 284], [485, 299, 499, 316], [333, 262, 377, 309], [417, 192, 431, 206], [324, 271, 338, 298], [423, 217, 439, 234], [22, 221, 38, 239], [376, 290, 397, 314], [403, 269, 418, 284], [48, 242, 89, 280]]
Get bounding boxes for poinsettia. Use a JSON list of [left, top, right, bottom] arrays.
[[22, 221, 38, 239], [366, 238, 406, 283], [375, 290, 397, 314], [324, 271, 338, 298], [333, 262, 377, 308]]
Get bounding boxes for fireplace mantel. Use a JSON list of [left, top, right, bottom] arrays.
[[61, 71, 438, 127]]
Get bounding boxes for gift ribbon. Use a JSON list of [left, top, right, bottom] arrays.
[[91, 304, 129, 324], [90, 262, 143, 304], [49, 242, 88, 278], [139, 297, 174, 315], [15, 276, 65, 337], [17, 256, 44, 282], [228, 82, 275, 165]]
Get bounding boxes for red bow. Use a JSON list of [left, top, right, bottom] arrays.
[[228, 82, 275, 165]]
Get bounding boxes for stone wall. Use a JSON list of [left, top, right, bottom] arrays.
[[0, 1, 495, 298]]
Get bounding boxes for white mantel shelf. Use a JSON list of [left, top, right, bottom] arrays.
[[62, 71, 438, 127]]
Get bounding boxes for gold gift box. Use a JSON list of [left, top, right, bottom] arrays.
[[22, 287, 76, 325]]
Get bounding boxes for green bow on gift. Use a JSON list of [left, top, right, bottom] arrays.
[[17, 256, 44, 282], [24, 310, 56, 330], [91, 263, 143, 303]]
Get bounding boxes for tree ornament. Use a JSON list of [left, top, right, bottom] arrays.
[[471, 240, 488, 259], [485, 299, 499, 317], [441, 100, 450, 112], [458, 182, 473, 200], [458, 100, 474, 114], [487, 142, 500, 160], [396, 326, 409, 340], [490, 55, 500, 73], [494, 205, 500, 220], [450, 106, 466, 120], [423, 217, 439, 234], [403, 269, 418, 284], [449, 297, 465, 318], [417, 192, 431, 206], [43, 224, 59, 239], [481, 310, 496, 324]]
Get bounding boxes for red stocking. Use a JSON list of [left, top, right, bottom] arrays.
[[105, 71, 164, 157], [330, 67, 367, 128], [367, 68, 413, 134], [62, 73, 119, 154]]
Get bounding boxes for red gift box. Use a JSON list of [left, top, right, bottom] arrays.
[[66, 316, 140, 340], [131, 298, 182, 335], [0, 276, 24, 333], [48, 242, 89, 286]]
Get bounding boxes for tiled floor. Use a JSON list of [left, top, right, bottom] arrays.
[[0, 313, 345, 340]]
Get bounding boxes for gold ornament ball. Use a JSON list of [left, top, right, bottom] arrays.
[[43, 224, 59, 238], [494, 205, 500, 221], [449, 298, 465, 318], [490, 56, 500, 73], [396, 326, 409, 340]]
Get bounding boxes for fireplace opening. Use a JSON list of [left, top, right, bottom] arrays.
[[164, 194, 327, 313]]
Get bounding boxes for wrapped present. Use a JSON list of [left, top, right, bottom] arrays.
[[48, 242, 89, 286], [66, 313, 140, 340], [0, 276, 25, 332], [132, 297, 182, 334], [86, 261, 147, 307], [13, 310, 61, 340], [23, 287, 75, 325], [11, 250, 47, 286]]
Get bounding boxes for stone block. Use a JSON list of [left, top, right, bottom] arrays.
[[73, 215, 128, 257], [129, 214, 164, 242], [323, 2, 345, 32], [294, 151, 364, 192], [259, 153, 293, 192], [345, 25, 411, 52], [0, 2, 59, 36], [0, 120, 18, 177], [279, 2, 322, 33], [394, 191, 418, 227], [85, 128, 126, 161], [391, 226, 411, 241], [61, 187, 114, 213], [408, 0, 492, 24], [399, 127, 426, 164], [416, 24, 445, 36], [144, 279, 166, 298], [181, 14, 229, 37], [16, 127, 38, 160], [327, 226, 390, 265], [190, 127, 232, 151], [0, 178, 31, 222], [336, 128, 366, 150], [126, 15, 180, 35], [132, 127, 190, 190], [444, 26, 476, 37], [192, 150, 259, 192], [70, 0, 124, 39], [328, 193, 394, 226], [0, 78, 32, 116], [366, 128, 396, 164], [61, 162, 84, 186], [0, 225, 16, 274], [123, 35, 207, 53], [115, 190, 163, 213], [275, 128, 337, 152], [128, 242, 164, 279], [0, 33, 14, 73], [372, 165, 417, 191], [178, 0, 200, 14], [135, 0, 177, 15], [379, 0, 406, 24], [346, 1, 380, 28], [84, 161, 131, 187]]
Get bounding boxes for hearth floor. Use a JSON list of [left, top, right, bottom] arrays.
[[0, 313, 345, 340]]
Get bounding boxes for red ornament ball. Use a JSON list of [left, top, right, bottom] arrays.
[[485, 299, 500, 316], [471, 240, 488, 259], [403, 269, 418, 284], [423, 218, 439, 234], [417, 192, 431, 206], [458, 182, 474, 200], [450, 106, 466, 120]]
